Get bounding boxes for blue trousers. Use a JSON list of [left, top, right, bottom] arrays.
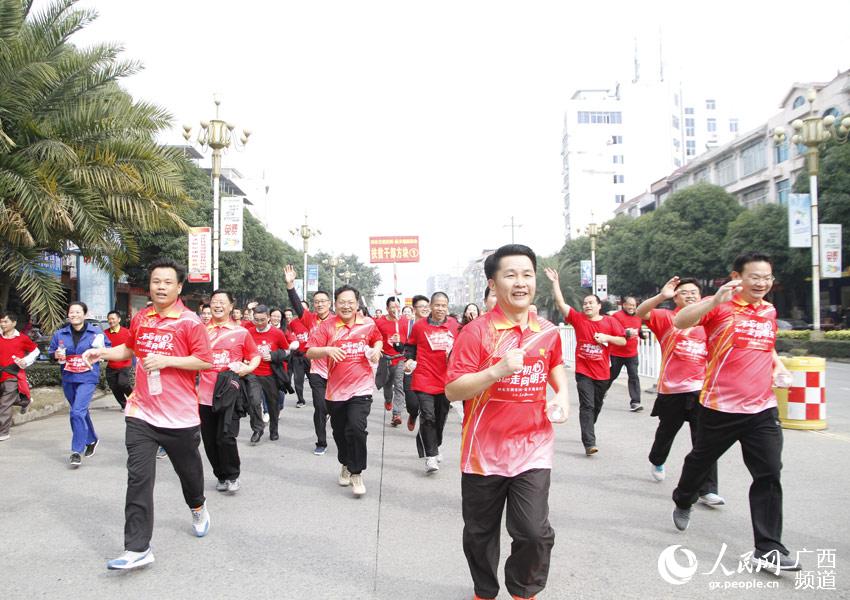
[[62, 381, 98, 453]]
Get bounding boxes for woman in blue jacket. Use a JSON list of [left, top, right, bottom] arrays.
[[48, 301, 110, 468]]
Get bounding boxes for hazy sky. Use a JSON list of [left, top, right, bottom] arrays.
[[64, 0, 849, 298]]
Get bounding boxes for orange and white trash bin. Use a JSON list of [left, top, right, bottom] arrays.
[[774, 356, 826, 430]]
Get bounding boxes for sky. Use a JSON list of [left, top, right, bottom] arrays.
[[60, 0, 850, 298]]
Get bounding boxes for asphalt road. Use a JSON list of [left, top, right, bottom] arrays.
[[2, 366, 848, 599]]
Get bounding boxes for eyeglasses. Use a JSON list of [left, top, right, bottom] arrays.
[[744, 275, 775, 284], [336, 300, 358, 307]]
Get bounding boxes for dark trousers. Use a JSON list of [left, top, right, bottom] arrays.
[[106, 366, 132, 409], [403, 373, 418, 419], [199, 404, 241, 482], [326, 395, 372, 474], [291, 355, 309, 403], [462, 469, 555, 599], [307, 373, 328, 448], [244, 376, 265, 435], [649, 392, 717, 495], [576, 373, 607, 448], [124, 417, 205, 552], [415, 391, 449, 458], [0, 380, 19, 436], [608, 355, 640, 405], [255, 375, 281, 436], [673, 406, 786, 555]]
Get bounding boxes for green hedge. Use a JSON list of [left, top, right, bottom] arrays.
[[776, 338, 850, 359], [24, 361, 110, 389], [777, 329, 850, 341]]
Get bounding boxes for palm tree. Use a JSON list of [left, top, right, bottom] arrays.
[[0, 0, 190, 329]]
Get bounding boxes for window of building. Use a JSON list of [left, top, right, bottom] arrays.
[[611, 135, 623, 144], [615, 194, 625, 204], [796, 142, 807, 156], [706, 99, 716, 110], [716, 156, 736, 185], [674, 93, 680, 107], [685, 117, 695, 137], [686, 140, 696, 156], [776, 179, 790, 205], [695, 168, 710, 182], [685, 107, 694, 115], [824, 107, 842, 119], [613, 174, 624, 184], [612, 155, 624, 164], [740, 140, 766, 176], [578, 111, 623, 124], [707, 118, 717, 133], [792, 95, 806, 109], [685, 127, 695, 137], [673, 138, 681, 149], [741, 186, 767, 208], [729, 119, 739, 133], [674, 158, 681, 167], [672, 115, 680, 129], [774, 140, 789, 164]]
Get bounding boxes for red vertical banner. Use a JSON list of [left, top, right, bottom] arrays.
[[368, 236, 420, 263]]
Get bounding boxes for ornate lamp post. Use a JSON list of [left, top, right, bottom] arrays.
[[322, 255, 345, 294], [340, 269, 356, 285], [580, 215, 609, 289], [183, 98, 251, 289], [290, 215, 321, 299], [773, 88, 850, 331]]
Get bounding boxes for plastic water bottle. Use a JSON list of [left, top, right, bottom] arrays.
[[773, 371, 793, 388], [547, 403, 567, 423], [148, 369, 162, 395], [56, 341, 66, 364]]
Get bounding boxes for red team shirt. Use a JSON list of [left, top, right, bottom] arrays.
[[408, 317, 459, 395], [124, 301, 213, 429], [566, 309, 625, 381], [609, 310, 642, 358], [104, 326, 133, 369], [375, 316, 410, 366], [0, 332, 37, 384], [248, 325, 288, 377], [646, 308, 708, 395], [699, 296, 778, 414], [307, 315, 382, 402], [197, 322, 259, 405], [446, 306, 563, 477], [300, 310, 333, 378]]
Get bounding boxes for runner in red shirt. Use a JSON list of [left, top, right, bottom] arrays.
[[608, 297, 646, 411], [306, 284, 382, 498], [545, 268, 625, 455], [198, 289, 260, 494], [284, 264, 335, 455], [246, 305, 290, 444], [374, 296, 409, 425], [669, 252, 800, 573], [404, 292, 459, 473], [0, 311, 39, 441], [446, 245, 568, 600], [105, 310, 133, 409], [86, 258, 213, 571], [283, 307, 310, 407], [636, 276, 721, 504]]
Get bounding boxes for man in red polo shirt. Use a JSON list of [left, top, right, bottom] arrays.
[[670, 252, 800, 573], [545, 268, 625, 456], [375, 296, 409, 426], [104, 310, 133, 409], [306, 284, 382, 498], [404, 291, 459, 473], [0, 311, 39, 441], [284, 307, 310, 408], [608, 296, 646, 411], [85, 258, 213, 571], [447, 244, 568, 600], [246, 304, 289, 444]]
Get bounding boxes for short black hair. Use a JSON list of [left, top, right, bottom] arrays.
[[675, 277, 702, 293], [283, 308, 294, 315], [386, 296, 400, 308], [431, 291, 449, 303], [483, 287, 491, 301], [485, 244, 537, 280], [148, 257, 186, 283], [584, 294, 602, 305], [0, 311, 18, 323], [253, 304, 270, 315], [200, 303, 211, 311], [621, 296, 637, 305], [732, 251, 772, 274], [412, 294, 429, 308], [107, 310, 122, 319], [334, 284, 361, 303], [211, 289, 235, 304], [313, 290, 331, 300], [68, 301, 88, 314]]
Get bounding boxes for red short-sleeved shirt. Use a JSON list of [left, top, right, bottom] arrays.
[[300, 310, 334, 378], [288, 318, 310, 345], [247, 325, 288, 377], [409, 317, 460, 394], [446, 306, 563, 477], [197, 322, 259, 405], [104, 327, 133, 369], [609, 310, 642, 358], [0, 332, 37, 384], [375, 316, 410, 366], [699, 296, 778, 414], [308, 315, 382, 401], [124, 300, 213, 428], [646, 308, 707, 394], [566, 310, 625, 380]]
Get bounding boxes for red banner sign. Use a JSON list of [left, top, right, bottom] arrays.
[[369, 236, 420, 263]]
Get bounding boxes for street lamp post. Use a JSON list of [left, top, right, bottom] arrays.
[[183, 99, 251, 290], [340, 269, 355, 285], [290, 215, 321, 299], [773, 88, 850, 332], [579, 216, 609, 290], [322, 255, 345, 294]]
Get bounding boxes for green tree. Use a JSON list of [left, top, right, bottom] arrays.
[[309, 251, 381, 304], [0, 0, 189, 328]]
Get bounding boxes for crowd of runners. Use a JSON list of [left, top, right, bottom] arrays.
[[0, 244, 802, 599]]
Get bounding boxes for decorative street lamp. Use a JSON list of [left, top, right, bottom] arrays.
[[322, 255, 346, 294], [773, 88, 850, 332], [340, 269, 355, 285], [290, 214, 321, 299], [183, 98, 251, 290], [580, 215, 609, 289]]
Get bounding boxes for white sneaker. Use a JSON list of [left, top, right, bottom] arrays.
[[699, 493, 726, 507], [350, 473, 366, 497], [0, 433, 10, 442], [226, 479, 240, 494], [651, 463, 666, 482], [191, 503, 210, 537], [107, 548, 155, 570], [262, 409, 270, 423], [338, 465, 351, 487], [425, 456, 440, 473], [436, 453, 443, 464]]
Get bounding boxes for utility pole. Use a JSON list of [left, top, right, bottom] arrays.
[[503, 216, 523, 244]]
